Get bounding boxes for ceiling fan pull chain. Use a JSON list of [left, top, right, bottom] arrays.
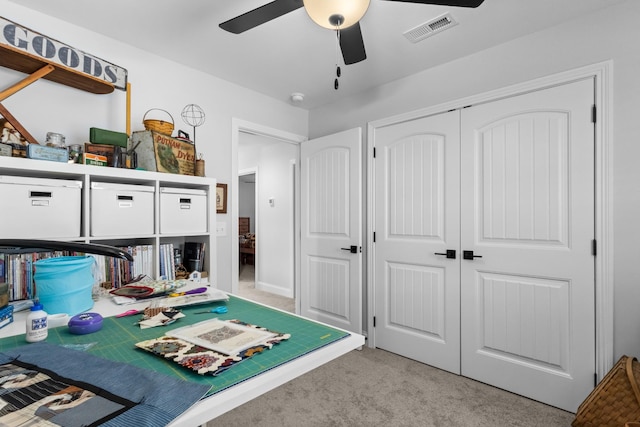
[[334, 28, 341, 90]]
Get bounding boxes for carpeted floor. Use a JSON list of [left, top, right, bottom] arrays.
[[237, 264, 295, 313], [205, 265, 575, 427]]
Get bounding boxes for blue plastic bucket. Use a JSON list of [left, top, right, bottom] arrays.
[[34, 256, 95, 316]]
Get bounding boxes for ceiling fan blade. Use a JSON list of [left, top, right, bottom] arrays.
[[382, 0, 484, 7], [220, 0, 304, 34], [340, 23, 367, 65]]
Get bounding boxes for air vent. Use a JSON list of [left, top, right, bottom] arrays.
[[403, 13, 458, 43]]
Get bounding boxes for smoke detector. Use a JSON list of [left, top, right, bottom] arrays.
[[290, 92, 305, 105], [403, 13, 458, 44]]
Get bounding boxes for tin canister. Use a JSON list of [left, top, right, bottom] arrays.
[[195, 159, 205, 176], [68, 144, 83, 163]]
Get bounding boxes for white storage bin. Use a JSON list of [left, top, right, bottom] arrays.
[[91, 182, 154, 236], [159, 187, 207, 234], [0, 176, 82, 238]]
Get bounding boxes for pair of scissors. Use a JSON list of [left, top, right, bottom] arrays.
[[194, 306, 228, 314], [168, 287, 208, 297], [115, 309, 142, 318]]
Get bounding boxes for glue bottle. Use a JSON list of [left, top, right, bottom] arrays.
[[26, 303, 48, 343]]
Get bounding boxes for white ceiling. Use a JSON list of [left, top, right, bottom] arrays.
[[10, 0, 625, 109]]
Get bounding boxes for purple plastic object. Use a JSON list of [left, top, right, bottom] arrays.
[[68, 312, 103, 335]]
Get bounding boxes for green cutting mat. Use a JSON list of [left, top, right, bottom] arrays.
[[0, 296, 350, 396]]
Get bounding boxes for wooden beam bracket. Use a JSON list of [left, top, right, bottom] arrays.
[[0, 64, 55, 103]]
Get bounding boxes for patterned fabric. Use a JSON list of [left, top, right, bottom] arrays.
[[0, 342, 211, 427], [0, 361, 135, 426], [138, 307, 185, 329], [109, 279, 188, 298], [136, 319, 290, 376]]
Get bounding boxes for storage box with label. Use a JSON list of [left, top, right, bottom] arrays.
[[159, 187, 208, 234], [90, 182, 155, 236], [130, 130, 195, 175], [0, 176, 82, 238]]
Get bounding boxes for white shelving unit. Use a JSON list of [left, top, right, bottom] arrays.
[[0, 156, 217, 286]]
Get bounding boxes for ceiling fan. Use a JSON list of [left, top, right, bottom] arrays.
[[219, 0, 485, 65]]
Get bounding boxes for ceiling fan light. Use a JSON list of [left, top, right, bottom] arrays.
[[303, 0, 371, 30]]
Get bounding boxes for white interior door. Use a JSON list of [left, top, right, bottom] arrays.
[[300, 128, 362, 334], [460, 78, 595, 412], [373, 110, 461, 374]]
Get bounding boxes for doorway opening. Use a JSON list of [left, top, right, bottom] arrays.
[[234, 124, 303, 313], [238, 170, 256, 299]]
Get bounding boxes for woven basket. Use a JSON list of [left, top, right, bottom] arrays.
[[573, 356, 640, 427], [143, 109, 174, 135]]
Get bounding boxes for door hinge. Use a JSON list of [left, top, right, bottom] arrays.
[[592, 239, 597, 256], [373, 316, 376, 327], [592, 105, 597, 123], [594, 372, 598, 387], [373, 232, 376, 243], [373, 147, 376, 158]]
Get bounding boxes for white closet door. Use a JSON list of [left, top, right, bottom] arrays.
[[460, 78, 595, 412], [373, 110, 461, 374]]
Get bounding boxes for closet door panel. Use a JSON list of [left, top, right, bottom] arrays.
[[460, 78, 595, 412]]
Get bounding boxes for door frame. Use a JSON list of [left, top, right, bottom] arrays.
[[231, 119, 307, 311], [367, 61, 614, 381]]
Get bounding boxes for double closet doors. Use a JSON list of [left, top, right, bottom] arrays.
[[372, 78, 596, 412]]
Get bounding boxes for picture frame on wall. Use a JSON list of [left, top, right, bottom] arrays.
[[216, 183, 227, 214]]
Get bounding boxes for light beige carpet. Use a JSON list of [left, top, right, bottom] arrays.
[[205, 265, 574, 426], [237, 264, 295, 313]]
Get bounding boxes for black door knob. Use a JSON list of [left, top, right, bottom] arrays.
[[434, 249, 456, 259], [463, 250, 483, 260]]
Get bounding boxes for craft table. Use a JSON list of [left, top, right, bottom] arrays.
[[0, 286, 365, 426]]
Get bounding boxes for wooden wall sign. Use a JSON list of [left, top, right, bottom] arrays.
[[0, 16, 127, 90]]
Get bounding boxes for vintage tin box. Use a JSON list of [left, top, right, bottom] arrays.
[[130, 130, 195, 175], [26, 144, 68, 162]]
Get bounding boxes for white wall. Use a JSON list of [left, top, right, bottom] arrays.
[[309, 1, 640, 359], [239, 132, 297, 298], [0, 0, 308, 293]]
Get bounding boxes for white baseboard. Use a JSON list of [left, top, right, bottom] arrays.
[[255, 281, 294, 299]]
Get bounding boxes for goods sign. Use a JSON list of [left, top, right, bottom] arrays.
[[0, 16, 127, 90]]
